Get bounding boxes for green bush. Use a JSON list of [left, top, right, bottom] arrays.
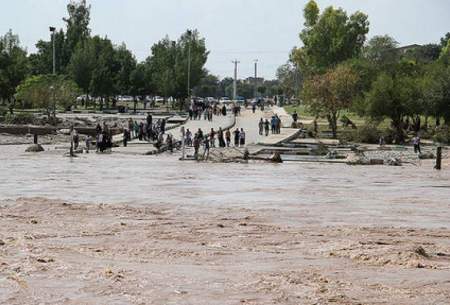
[[339, 123, 382, 144], [3, 112, 36, 125], [433, 126, 450, 144], [356, 123, 382, 144]]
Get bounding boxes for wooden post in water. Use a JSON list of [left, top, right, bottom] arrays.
[[435, 146, 442, 170]]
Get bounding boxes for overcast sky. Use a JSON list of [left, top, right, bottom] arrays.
[[1, 0, 449, 79]]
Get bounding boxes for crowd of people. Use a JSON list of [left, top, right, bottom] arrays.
[[71, 100, 279, 158], [184, 126, 247, 160], [188, 103, 228, 121], [257, 115, 282, 136]]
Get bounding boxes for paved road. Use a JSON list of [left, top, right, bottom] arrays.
[[115, 107, 302, 155]]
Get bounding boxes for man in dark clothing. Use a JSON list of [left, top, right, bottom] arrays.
[[203, 135, 210, 160], [225, 129, 231, 147], [146, 113, 153, 127], [264, 119, 270, 136], [193, 135, 200, 160], [233, 128, 240, 146], [197, 128, 204, 140], [221, 105, 227, 116], [292, 111, 298, 123], [218, 127, 225, 148], [160, 119, 166, 134], [258, 118, 264, 135]]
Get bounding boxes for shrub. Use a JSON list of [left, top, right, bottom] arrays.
[[3, 112, 36, 125], [356, 123, 381, 144], [433, 126, 450, 144]]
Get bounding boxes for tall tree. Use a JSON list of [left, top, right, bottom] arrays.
[[363, 35, 399, 65], [146, 29, 209, 105], [192, 73, 220, 97], [0, 30, 29, 113], [276, 60, 301, 100], [89, 37, 115, 109], [113, 43, 137, 95], [64, 0, 91, 60], [365, 69, 422, 143], [67, 39, 95, 105], [303, 64, 359, 138], [295, 1, 369, 74]]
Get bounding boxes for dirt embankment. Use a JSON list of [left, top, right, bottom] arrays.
[[1, 198, 449, 305]]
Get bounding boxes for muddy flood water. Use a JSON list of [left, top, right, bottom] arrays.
[[1, 145, 449, 228], [1, 144, 450, 305]]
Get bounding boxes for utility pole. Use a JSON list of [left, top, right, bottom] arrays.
[[187, 30, 192, 105], [254, 59, 258, 99], [49, 27, 56, 75], [232, 59, 240, 101]]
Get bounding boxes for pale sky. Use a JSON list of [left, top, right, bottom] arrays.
[[1, 0, 450, 79]]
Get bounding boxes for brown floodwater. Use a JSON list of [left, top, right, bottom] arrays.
[[1, 145, 449, 229]]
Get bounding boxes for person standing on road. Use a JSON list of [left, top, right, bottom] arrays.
[[292, 111, 298, 123], [185, 129, 192, 146], [252, 103, 256, 113], [218, 127, 225, 148], [275, 115, 281, 134], [239, 128, 246, 147], [85, 135, 91, 153], [233, 128, 240, 147], [146, 113, 153, 128], [209, 128, 216, 147], [412, 135, 421, 154], [271, 116, 276, 134], [222, 105, 227, 116], [225, 129, 231, 147], [193, 134, 200, 160], [258, 118, 264, 135], [166, 134, 173, 153], [197, 128, 204, 141], [264, 119, 270, 136], [203, 135, 210, 160], [128, 118, 134, 138]]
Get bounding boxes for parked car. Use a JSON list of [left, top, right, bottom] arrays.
[[76, 94, 92, 102]]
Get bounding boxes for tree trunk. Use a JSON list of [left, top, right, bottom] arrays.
[[393, 118, 405, 144]]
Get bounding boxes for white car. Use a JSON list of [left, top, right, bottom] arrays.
[[118, 96, 133, 102], [219, 97, 232, 104], [154, 96, 165, 103], [76, 94, 92, 102]]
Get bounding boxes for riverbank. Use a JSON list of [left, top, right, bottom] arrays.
[[1, 197, 449, 305]]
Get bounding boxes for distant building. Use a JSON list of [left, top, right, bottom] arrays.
[[244, 77, 264, 85], [396, 44, 421, 54]]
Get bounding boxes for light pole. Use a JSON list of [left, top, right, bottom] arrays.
[[254, 59, 258, 99], [187, 30, 192, 106], [49, 27, 56, 75], [232, 59, 240, 101]]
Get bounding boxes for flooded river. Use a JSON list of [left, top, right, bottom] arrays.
[[1, 144, 450, 305], [0, 145, 449, 228]]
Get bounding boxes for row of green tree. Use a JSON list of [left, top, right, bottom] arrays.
[[0, 0, 210, 115], [289, 0, 450, 142]]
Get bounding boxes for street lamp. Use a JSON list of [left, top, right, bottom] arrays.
[[254, 59, 258, 99], [49, 26, 56, 75], [187, 30, 192, 103]]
